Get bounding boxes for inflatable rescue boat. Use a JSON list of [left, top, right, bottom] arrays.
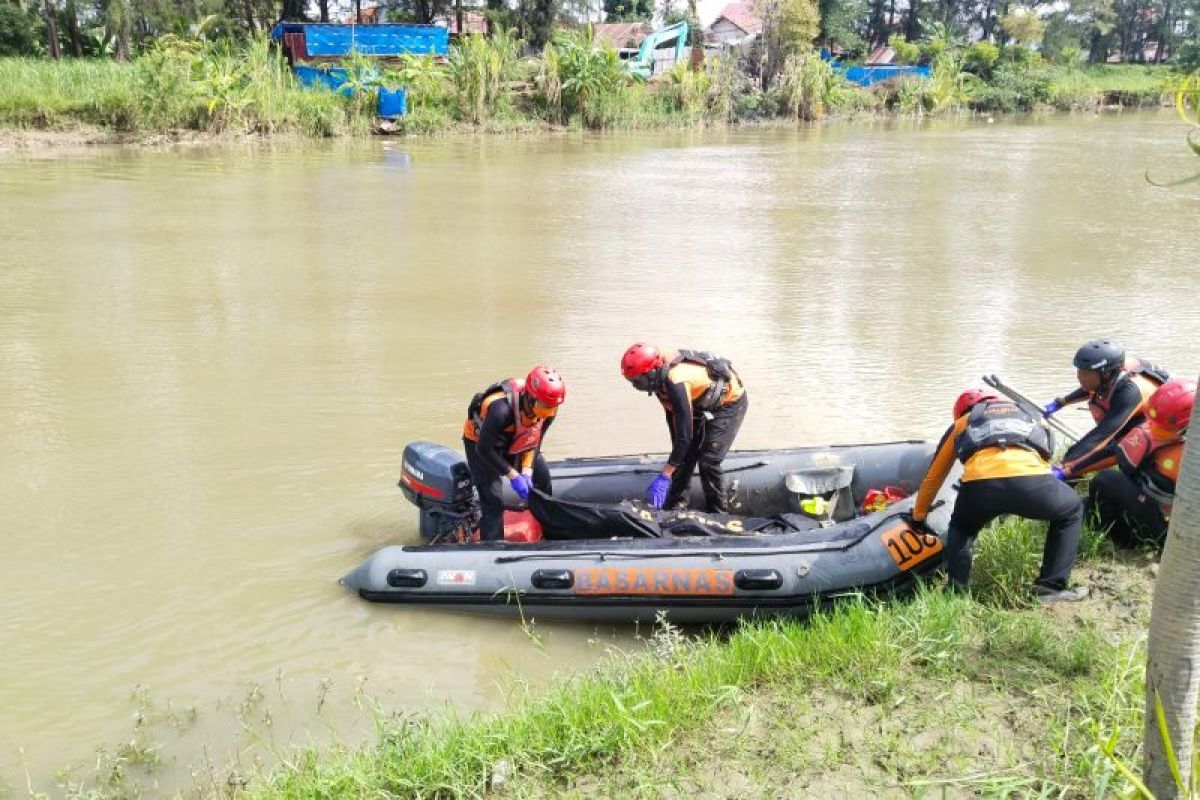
[[341, 440, 958, 623]]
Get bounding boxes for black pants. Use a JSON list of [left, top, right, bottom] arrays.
[[462, 438, 551, 542], [664, 393, 749, 513], [945, 475, 1082, 591], [1087, 469, 1168, 551]]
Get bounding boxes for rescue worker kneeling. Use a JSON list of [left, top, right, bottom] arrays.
[[620, 343, 748, 512], [1085, 378, 1195, 551], [462, 366, 566, 541], [912, 390, 1087, 603], [1045, 338, 1168, 480]]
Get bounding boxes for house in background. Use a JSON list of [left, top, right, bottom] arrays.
[[704, 2, 762, 46], [593, 21, 653, 53]]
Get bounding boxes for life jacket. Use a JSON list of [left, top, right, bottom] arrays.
[[1087, 358, 1169, 424], [954, 399, 1054, 463], [462, 379, 548, 456], [654, 350, 741, 413], [1116, 423, 1183, 513]]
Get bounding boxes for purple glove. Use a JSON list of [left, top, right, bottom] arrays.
[[647, 474, 672, 509], [1043, 399, 1062, 417], [509, 473, 532, 501], [1050, 466, 1067, 481]]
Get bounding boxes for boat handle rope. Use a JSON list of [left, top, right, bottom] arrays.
[[555, 460, 770, 480], [490, 501, 946, 565], [492, 513, 917, 564]]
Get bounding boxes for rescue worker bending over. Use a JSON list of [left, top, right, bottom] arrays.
[[621, 343, 748, 512], [1044, 338, 1168, 480], [912, 390, 1087, 603], [1084, 378, 1195, 551], [462, 366, 566, 541]]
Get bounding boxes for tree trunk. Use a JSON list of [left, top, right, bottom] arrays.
[[243, 0, 258, 33], [1153, 0, 1172, 62], [904, 0, 919, 42], [43, 0, 62, 58], [866, 0, 885, 45], [65, 0, 82, 56], [1143, 377, 1200, 798], [281, 0, 307, 21], [318, 0, 328, 21]]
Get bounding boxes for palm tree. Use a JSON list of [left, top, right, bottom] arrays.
[[1144, 377, 1200, 797]]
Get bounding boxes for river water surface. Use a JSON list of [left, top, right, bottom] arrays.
[[2, 113, 1198, 794]]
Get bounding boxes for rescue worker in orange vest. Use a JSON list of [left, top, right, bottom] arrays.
[[1043, 339, 1169, 480], [620, 343, 748, 512], [1081, 378, 1195, 551], [462, 366, 566, 541], [912, 389, 1087, 603]]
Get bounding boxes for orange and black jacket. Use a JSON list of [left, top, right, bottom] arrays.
[[1058, 372, 1159, 478], [463, 397, 555, 476], [657, 361, 745, 466], [912, 413, 1050, 522], [1087, 423, 1184, 512]]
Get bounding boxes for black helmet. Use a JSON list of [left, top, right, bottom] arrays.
[[1073, 339, 1125, 375]]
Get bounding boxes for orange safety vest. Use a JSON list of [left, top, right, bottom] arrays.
[[1087, 359, 1167, 423], [654, 350, 744, 413], [1116, 423, 1183, 513], [462, 379, 549, 456]]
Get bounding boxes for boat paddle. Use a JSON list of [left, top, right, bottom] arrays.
[[981, 374, 1083, 444]]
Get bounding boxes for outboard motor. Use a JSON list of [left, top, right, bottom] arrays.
[[398, 442, 479, 541]]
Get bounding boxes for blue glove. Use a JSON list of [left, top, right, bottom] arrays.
[[646, 474, 672, 509], [1050, 466, 1067, 481], [509, 473, 532, 502], [1043, 399, 1062, 417]]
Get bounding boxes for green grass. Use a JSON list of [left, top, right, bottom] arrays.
[[1044, 63, 1178, 110], [244, 517, 1152, 799], [0, 57, 139, 130], [0, 40, 383, 138], [0, 50, 1188, 142]]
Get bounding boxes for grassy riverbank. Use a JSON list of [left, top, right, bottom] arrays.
[[236, 519, 1153, 800], [0, 35, 1182, 149]]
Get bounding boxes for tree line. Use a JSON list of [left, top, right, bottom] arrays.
[[1, 0, 1197, 68]]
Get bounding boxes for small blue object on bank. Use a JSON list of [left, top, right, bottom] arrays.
[[376, 88, 407, 119]]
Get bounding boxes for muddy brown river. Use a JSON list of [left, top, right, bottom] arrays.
[[2, 112, 1197, 794]]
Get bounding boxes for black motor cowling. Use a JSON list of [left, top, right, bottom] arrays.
[[398, 441, 478, 540]]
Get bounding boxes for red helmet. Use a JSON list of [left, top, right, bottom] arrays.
[[525, 365, 566, 407], [621, 342, 665, 380], [1147, 378, 1196, 435], [953, 389, 999, 420]]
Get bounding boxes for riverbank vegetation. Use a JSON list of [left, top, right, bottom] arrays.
[[24, 514, 1159, 798], [2, 0, 1197, 143], [106, 517, 1142, 799], [0, 41, 1184, 144]]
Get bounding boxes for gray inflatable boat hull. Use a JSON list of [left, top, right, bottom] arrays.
[[343, 440, 959, 623]]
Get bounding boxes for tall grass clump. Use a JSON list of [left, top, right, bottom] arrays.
[[0, 36, 397, 137], [389, 52, 449, 112], [448, 28, 520, 123], [775, 51, 837, 120], [539, 29, 628, 128], [971, 513, 1112, 607], [927, 52, 978, 112], [666, 60, 712, 122], [0, 56, 138, 129], [133, 35, 206, 128]]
